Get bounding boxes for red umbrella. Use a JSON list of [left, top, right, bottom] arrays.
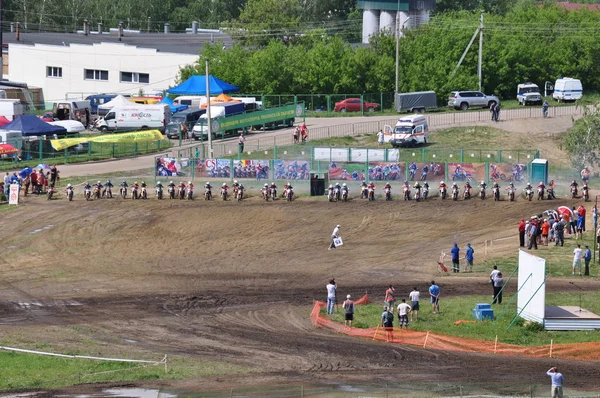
[[0, 143, 18, 155], [0, 116, 10, 127], [557, 206, 573, 220]]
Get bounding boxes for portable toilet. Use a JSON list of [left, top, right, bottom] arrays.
[[531, 159, 548, 184]]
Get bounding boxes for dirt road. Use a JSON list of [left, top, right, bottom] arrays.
[[1, 192, 598, 394]]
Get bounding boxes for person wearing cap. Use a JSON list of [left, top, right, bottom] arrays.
[[555, 216, 565, 247], [328, 224, 341, 250], [450, 243, 460, 273], [464, 243, 474, 272], [381, 305, 394, 342], [528, 221, 538, 250], [518, 218, 526, 247], [584, 244, 592, 276], [342, 294, 355, 327], [541, 219, 550, 246]]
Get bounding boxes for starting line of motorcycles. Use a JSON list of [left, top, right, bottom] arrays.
[[52, 180, 295, 203], [327, 180, 591, 202]]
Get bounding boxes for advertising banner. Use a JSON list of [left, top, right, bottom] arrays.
[[51, 130, 164, 150], [156, 157, 191, 177], [367, 162, 406, 181], [490, 163, 527, 183], [195, 159, 231, 178], [233, 160, 270, 179], [9, 183, 19, 205], [213, 103, 304, 132], [406, 162, 446, 182], [328, 162, 367, 181], [273, 160, 310, 180], [448, 163, 486, 183]]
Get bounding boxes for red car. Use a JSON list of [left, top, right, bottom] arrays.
[[334, 98, 380, 113], [40, 112, 54, 122]]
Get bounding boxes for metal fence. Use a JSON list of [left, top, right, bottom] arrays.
[[0, 138, 169, 171]]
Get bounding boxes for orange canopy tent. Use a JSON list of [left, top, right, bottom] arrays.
[[200, 94, 241, 108], [0, 143, 19, 155]]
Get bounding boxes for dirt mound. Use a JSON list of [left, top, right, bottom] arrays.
[[1, 194, 597, 392]]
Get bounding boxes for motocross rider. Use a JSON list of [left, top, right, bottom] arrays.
[[570, 180, 579, 194], [438, 180, 447, 191], [413, 181, 422, 197], [367, 181, 376, 191], [383, 181, 392, 191], [480, 180, 487, 190], [187, 181, 194, 192], [104, 179, 114, 192], [120, 180, 128, 190], [262, 183, 269, 198], [95, 180, 103, 191], [155, 181, 164, 190]]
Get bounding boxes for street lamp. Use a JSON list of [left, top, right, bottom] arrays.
[[395, 13, 410, 95]]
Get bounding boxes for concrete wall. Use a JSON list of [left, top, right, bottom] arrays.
[[8, 42, 198, 105]]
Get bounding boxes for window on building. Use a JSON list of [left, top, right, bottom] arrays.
[[46, 66, 62, 78], [120, 72, 150, 84], [84, 69, 108, 81]]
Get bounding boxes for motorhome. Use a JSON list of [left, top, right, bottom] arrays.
[[94, 104, 171, 132], [0, 99, 24, 120], [552, 77, 583, 102], [52, 100, 92, 126], [173, 96, 206, 108], [387, 114, 429, 147]]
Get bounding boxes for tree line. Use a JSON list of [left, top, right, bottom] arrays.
[[179, 1, 600, 102]]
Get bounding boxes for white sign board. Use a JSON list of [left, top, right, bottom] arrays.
[[313, 147, 349, 162], [349, 148, 386, 162], [517, 250, 546, 323], [367, 149, 386, 161], [387, 149, 400, 161], [9, 183, 19, 205], [333, 237, 343, 247]]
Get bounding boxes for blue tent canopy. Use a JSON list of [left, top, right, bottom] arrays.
[[159, 97, 188, 113], [1, 114, 67, 136], [166, 75, 240, 95]]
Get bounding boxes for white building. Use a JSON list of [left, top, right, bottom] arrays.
[[6, 31, 232, 107]]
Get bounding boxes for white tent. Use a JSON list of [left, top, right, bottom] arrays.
[[98, 95, 132, 115]]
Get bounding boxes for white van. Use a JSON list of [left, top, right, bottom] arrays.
[[173, 96, 207, 108], [0, 99, 23, 120], [552, 77, 583, 102], [387, 114, 429, 147], [52, 100, 92, 126], [95, 104, 171, 132], [0, 131, 23, 150]]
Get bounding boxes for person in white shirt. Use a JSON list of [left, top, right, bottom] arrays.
[[408, 287, 420, 321], [573, 244, 583, 276], [328, 224, 341, 250], [397, 299, 412, 329], [489, 266, 500, 299], [325, 279, 337, 314], [377, 129, 384, 146]]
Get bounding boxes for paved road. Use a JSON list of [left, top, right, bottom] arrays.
[[10, 107, 578, 178]]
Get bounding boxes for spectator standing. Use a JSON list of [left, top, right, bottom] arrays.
[[492, 272, 504, 304], [384, 285, 396, 310], [489, 266, 500, 298], [397, 299, 412, 329], [576, 213, 584, 240], [50, 165, 59, 186], [342, 295, 355, 327], [450, 243, 460, 273], [3, 172, 9, 195], [30, 171, 38, 194], [541, 219, 550, 246], [546, 367, 564, 398], [409, 287, 420, 321], [578, 205, 586, 231], [524, 221, 531, 247], [571, 208, 579, 237], [548, 216, 555, 243], [518, 218, 526, 247], [528, 222, 538, 250], [381, 306, 394, 342], [490, 102, 496, 121], [429, 281, 440, 314], [238, 133, 245, 154], [464, 243, 474, 272], [326, 279, 337, 314], [328, 224, 341, 250], [555, 217, 565, 247], [494, 103, 501, 122], [573, 244, 582, 276], [584, 245, 592, 276], [593, 206, 598, 230], [377, 129, 384, 146]]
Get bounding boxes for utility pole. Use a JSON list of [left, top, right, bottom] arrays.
[[205, 59, 213, 158], [394, 0, 400, 95], [478, 10, 483, 92]]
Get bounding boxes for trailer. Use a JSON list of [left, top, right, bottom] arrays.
[[394, 91, 437, 113]]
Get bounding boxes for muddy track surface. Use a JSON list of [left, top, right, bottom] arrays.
[[1, 195, 599, 392]]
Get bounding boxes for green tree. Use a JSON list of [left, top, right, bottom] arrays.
[[565, 105, 600, 170]]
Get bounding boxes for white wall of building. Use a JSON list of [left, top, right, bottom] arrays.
[[8, 42, 198, 105]]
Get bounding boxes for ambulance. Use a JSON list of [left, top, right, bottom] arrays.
[[387, 114, 429, 147]]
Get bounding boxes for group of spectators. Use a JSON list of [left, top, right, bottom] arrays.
[[1, 165, 60, 198]]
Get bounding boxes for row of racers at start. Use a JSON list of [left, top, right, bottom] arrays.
[[59, 180, 294, 201], [326, 180, 590, 201]]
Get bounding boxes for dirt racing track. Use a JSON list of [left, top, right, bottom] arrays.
[[1, 195, 600, 394]]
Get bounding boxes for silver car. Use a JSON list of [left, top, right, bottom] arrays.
[[447, 91, 499, 111]]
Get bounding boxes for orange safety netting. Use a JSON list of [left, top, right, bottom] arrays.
[[310, 295, 600, 361]]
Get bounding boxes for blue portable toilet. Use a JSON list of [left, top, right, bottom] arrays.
[[531, 159, 548, 184]]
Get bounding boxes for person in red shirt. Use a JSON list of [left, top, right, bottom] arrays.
[[518, 218, 526, 247], [384, 285, 396, 310], [578, 205, 587, 232], [541, 219, 550, 246]]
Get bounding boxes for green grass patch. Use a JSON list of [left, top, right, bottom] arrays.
[[324, 293, 600, 346], [0, 350, 253, 390]]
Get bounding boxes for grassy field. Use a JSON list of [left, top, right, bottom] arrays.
[[323, 293, 600, 346], [0, 350, 252, 390]]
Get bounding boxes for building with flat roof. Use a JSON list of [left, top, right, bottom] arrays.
[[6, 30, 232, 105], [358, 0, 436, 43]]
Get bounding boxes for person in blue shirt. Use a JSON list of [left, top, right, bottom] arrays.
[[450, 243, 460, 273], [546, 367, 564, 398], [584, 245, 592, 276], [465, 243, 474, 273], [429, 281, 440, 314]]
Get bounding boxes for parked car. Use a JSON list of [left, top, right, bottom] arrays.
[[447, 91, 499, 111], [334, 98, 380, 113], [40, 112, 54, 122]]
